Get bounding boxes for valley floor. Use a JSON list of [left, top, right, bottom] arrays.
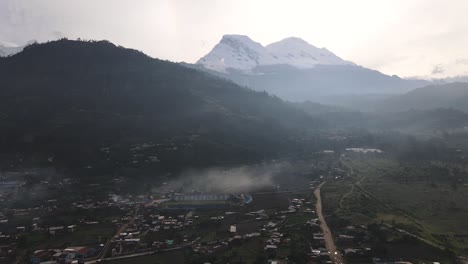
[[321, 156, 468, 259]]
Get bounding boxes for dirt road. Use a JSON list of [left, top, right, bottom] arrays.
[[314, 183, 344, 264], [94, 209, 138, 262]]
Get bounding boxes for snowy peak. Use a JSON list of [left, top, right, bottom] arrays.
[[197, 35, 354, 72], [266, 37, 315, 50], [197, 35, 273, 72], [220, 34, 262, 48], [266, 37, 354, 68]]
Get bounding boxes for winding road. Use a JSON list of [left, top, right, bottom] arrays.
[[314, 183, 344, 264]]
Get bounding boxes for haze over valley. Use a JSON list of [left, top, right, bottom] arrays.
[[2, 1, 468, 264]]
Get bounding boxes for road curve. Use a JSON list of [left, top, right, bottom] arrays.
[[314, 183, 344, 264]]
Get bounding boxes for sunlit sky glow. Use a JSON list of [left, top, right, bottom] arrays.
[[2, 0, 468, 78]]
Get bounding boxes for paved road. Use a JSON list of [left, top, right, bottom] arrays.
[[314, 183, 344, 264]]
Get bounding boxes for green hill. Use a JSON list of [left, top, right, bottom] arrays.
[[0, 39, 319, 176]]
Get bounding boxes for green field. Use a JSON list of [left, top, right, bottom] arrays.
[[25, 226, 115, 249], [106, 250, 188, 264], [322, 157, 468, 255]]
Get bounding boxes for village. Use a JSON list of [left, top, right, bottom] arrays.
[[0, 153, 457, 264]]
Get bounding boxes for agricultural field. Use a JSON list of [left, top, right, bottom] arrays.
[[106, 249, 189, 264], [321, 156, 468, 256], [25, 226, 114, 249]]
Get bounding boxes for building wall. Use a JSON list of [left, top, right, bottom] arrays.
[[172, 194, 230, 201]]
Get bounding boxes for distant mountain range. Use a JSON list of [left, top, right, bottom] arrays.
[[1, 38, 467, 175], [195, 35, 429, 102], [4, 36, 468, 107]]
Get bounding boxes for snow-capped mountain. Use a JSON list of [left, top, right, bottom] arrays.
[[197, 35, 354, 72], [192, 34, 429, 104], [197, 35, 272, 72], [265, 37, 354, 68], [0, 41, 24, 57]]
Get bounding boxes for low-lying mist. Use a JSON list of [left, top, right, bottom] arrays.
[[166, 163, 288, 193]]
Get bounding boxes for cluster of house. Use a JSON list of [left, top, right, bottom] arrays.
[[1, 214, 105, 264], [291, 198, 311, 211], [245, 209, 270, 220], [0, 179, 168, 263], [109, 211, 197, 256], [345, 148, 383, 154], [304, 218, 334, 263], [333, 225, 374, 260], [123, 141, 198, 166], [30, 246, 102, 264], [0, 232, 16, 261], [191, 208, 287, 257], [192, 240, 229, 255], [110, 236, 141, 257], [309, 234, 334, 262], [147, 213, 193, 232], [17, 221, 99, 237], [264, 230, 286, 256], [72, 192, 153, 210], [192, 226, 263, 255], [109, 215, 147, 256]]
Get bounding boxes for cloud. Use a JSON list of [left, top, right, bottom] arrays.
[[1, 0, 468, 77], [431, 64, 445, 75], [51, 30, 66, 39], [456, 59, 468, 65]]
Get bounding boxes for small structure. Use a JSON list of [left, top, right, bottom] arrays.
[[229, 225, 237, 233], [264, 244, 278, 254], [172, 194, 231, 201], [67, 225, 77, 232]]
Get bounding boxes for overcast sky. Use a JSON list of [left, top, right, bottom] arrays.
[[1, 0, 468, 78]]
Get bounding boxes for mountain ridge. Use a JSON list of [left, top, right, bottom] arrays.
[[194, 34, 429, 102], [376, 82, 468, 113], [0, 39, 320, 175]]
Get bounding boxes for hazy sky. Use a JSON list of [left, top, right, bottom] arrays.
[[2, 0, 468, 78]]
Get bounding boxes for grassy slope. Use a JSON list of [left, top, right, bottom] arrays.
[[321, 157, 468, 255]]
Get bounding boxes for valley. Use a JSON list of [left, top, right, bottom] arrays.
[[3, 145, 466, 264], [1, 39, 468, 264]]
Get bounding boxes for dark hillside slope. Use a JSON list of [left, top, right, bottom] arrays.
[[187, 63, 428, 103], [0, 40, 318, 175], [377, 82, 468, 113]]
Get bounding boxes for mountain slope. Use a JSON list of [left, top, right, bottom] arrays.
[[192, 63, 428, 102], [377, 82, 468, 113], [0, 39, 319, 175]]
